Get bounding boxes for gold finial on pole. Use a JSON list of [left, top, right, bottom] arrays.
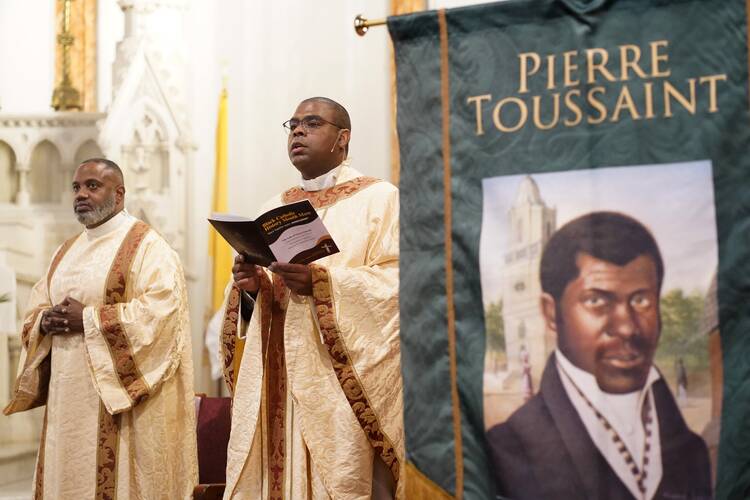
[[354, 14, 387, 37], [52, 0, 82, 111]]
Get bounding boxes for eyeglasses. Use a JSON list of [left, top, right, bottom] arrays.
[[282, 115, 346, 134]]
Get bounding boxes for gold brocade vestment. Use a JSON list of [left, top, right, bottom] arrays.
[[220, 166, 404, 499], [5, 212, 198, 500]]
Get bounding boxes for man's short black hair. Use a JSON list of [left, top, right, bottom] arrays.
[[302, 96, 351, 131], [79, 158, 124, 184], [540, 211, 664, 303]]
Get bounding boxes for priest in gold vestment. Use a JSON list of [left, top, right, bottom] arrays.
[[5, 159, 198, 499], [221, 97, 404, 499]]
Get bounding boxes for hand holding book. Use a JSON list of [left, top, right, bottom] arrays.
[[209, 200, 340, 268], [232, 254, 263, 295]]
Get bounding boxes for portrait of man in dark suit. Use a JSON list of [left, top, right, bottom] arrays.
[[487, 211, 712, 500]]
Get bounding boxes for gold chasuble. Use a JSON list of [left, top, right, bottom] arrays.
[[5, 211, 198, 500], [220, 165, 404, 499]]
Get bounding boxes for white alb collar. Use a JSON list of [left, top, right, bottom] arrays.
[[84, 209, 132, 238], [299, 162, 347, 192]]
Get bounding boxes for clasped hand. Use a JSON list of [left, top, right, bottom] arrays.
[[41, 296, 84, 335], [232, 254, 313, 296]]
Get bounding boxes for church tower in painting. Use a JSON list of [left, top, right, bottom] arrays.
[[502, 175, 556, 387]]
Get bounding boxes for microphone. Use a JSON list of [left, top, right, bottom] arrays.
[[329, 130, 343, 153]]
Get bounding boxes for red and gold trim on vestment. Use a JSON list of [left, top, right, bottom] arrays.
[[265, 274, 290, 500], [93, 220, 150, 500], [20, 307, 46, 351], [95, 402, 120, 500], [4, 233, 82, 416], [46, 233, 81, 293], [221, 272, 274, 394], [309, 264, 401, 485], [281, 176, 381, 209], [98, 306, 149, 405], [101, 221, 150, 304], [96, 221, 151, 406], [220, 285, 241, 394], [33, 408, 49, 500]]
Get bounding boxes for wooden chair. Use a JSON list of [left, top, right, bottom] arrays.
[[192, 394, 232, 499]]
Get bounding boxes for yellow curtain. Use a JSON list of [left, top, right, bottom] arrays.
[[209, 88, 244, 383], [389, 0, 427, 184], [54, 0, 97, 111], [210, 88, 231, 311]]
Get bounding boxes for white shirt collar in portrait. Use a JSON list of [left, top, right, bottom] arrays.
[[556, 349, 663, 500]]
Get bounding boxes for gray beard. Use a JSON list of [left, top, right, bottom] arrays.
[[75, 194, 117, 227]]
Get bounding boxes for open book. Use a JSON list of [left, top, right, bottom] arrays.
[[208, 199, 340, 267]]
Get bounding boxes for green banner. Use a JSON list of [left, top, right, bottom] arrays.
[[389, 0, 750, 498]]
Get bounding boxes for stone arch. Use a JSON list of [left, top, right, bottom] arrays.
[[74, 139, 104, 165], [29, 140, 63, 203], [66, 139, 106, 191], [0, 141, 17, 203]]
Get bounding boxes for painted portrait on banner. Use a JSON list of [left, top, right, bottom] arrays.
[[479, 161, 720, 498]]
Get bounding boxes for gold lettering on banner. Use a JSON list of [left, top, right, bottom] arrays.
[[562, 50, 579, 88], [466, 40, 728, 135], [586, 48, 616, 84], [493, 97, 527, 132], [664, 79, 697, 117], [546, 54, 556, 90], [563, 90, 582, 127], [587, 87, 608, 125], [651, 40, 671, 78], [518, 52, 541, 94], [700, 74, 728, 113], [532, 94, 560, 130], [620, 45, 648, 81], [611, 85, 640, 122], [644, 82, 656, 119], [467, 94, 492, 135]]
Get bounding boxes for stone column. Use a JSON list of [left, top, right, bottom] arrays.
[[60, 163, 76, 206], [14, 162, 30, 207]]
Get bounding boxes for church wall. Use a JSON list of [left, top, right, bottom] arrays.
[[183, 0, 393, 391], [0, 0, 56, 113], [97, 0, 125, 111], [0, 0, 393, 396]]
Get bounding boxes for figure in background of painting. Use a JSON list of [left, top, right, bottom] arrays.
[[676, 357, 688, 407], [520, 343, 534, 401], [487, 211, 711, 500]]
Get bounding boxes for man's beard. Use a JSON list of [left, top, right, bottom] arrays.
[[75, 193, 117, 226]]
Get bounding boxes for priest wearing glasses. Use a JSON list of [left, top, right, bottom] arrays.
[[487, 211, 711, 500], [219, 97, 403, 499]]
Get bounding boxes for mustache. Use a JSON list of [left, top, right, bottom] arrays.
[[74, 194, 117, 225]]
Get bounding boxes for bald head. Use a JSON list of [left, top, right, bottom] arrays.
[[79, 158, 124, 185], [72, 158, 126, 228], [300, 97, 351, 131]]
